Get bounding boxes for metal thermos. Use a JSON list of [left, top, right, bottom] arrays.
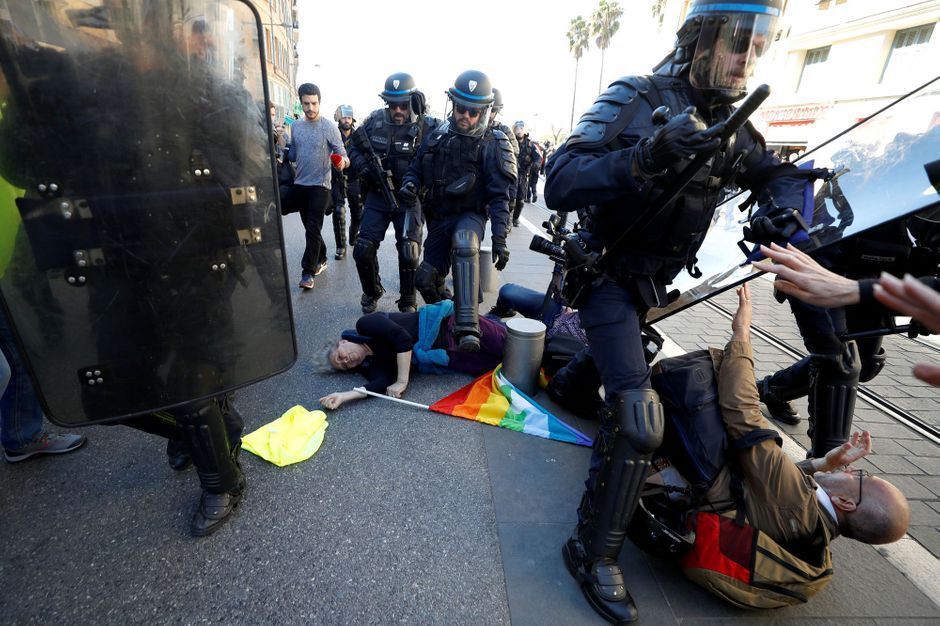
[[502, 318, 546, 396]]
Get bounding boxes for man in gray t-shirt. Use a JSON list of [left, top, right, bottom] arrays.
[[285, 83, 348, 289]]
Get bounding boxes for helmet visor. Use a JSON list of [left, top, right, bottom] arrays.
[[690, 12, 776, 93]]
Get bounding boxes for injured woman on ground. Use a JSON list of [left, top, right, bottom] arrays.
[[319, 301, 507, 409]]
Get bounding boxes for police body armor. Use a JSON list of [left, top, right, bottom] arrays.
[[0, 0, 296, 426], [420, 124, 489, 219], [569, 75, 755, 288], [361, 111, 438, 209]]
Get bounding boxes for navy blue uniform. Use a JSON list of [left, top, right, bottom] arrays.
[[402, 121, 515, 340], [546, 73, 806, 611], [347, 110, 440, 311]]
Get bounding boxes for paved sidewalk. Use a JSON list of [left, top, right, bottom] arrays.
[[0, 189, 936, 623]]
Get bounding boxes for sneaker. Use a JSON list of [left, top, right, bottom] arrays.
[[334, 248, 347, 260], [314, 262, 328, 276], [4, 432, 87, 463], [512, 219, 520, 227], [298, 273, 315, 289]]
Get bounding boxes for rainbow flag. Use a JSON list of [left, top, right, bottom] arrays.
[[430, 366, 593, 447]]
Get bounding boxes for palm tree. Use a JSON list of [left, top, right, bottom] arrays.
[[591, 0, 624, 94], [566, 15, 591, 131]]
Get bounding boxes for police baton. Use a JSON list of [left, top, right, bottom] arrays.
[[596, 84, 771, 271]]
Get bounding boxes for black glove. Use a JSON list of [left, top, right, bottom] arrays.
[[398, 180, 418, 207], [492, 237, 510, 271], [635, 106, 719, 177], [743, 208, 803, 246]]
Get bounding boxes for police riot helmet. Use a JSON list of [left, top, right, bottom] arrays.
[[446, 70, 494, 137], [492, 88, 504, 112], [380, 72, 417, 103], [625, 494, 696, 559], [334, 104, 355, 122], [685, 0, 782, 99]]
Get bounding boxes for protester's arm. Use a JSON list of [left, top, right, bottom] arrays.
[[386, 351, 413, 399], [752, 243, 860, 306], [797, 431, 873, 475], [319, 389, 367, 410]]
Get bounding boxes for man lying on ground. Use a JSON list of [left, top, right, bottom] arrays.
[[704, 283, 909, 548], [319, 302, 506, 409]]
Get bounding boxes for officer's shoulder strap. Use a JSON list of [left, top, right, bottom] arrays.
[[364, 108, 385, 131], [567, 75, 659, 150], [425, 122, 449, 149]]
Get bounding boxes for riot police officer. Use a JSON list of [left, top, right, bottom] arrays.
[[347, 73, 440, 313], [759, 208, 940, 450], [330, 104, 363, 259], [512, 121, 541, 226], [400, 70, 516, 351], [544, 1, 805, 621], [488, 88, 519, 155], [0, 3, 295, 537]]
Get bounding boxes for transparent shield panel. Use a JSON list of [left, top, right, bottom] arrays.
[[650, 78, 940, 322], [0, 0, 296, 425]]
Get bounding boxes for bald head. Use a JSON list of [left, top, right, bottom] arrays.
[[816, 471, 910, 545]]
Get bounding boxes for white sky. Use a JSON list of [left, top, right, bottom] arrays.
[[296, 0, 678, 141]]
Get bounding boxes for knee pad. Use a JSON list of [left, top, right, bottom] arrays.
[[353, 238, 378, 264], [859, 347, 886, 383], [451, 229, 480, 257], [399, 240, 421, 269]]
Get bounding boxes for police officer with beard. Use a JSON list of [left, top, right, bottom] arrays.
[[400, 70, 516, 351], [544, 1, 806, 621], [330, 104, 363, 259], [512, 121, 541, 226], [348, 73, 440, 313]]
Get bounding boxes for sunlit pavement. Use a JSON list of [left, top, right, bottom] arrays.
[[0, 181, 937, 623]]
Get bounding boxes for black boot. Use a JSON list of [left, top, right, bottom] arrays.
[[166, 438, 192, 471], [757, 376, 801, 425], [176, 398, 246, 537], [563, 534, 637, 624], [353, 239, 383, 313], [565, 390, 664, 624]]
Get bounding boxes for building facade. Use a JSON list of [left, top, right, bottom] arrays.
[[257, 0, 298, 121], [751, 0, 939, 158]]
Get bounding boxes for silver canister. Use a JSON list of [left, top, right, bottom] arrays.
[[502, 318, 546, 396], [479, 245, 497, 294]]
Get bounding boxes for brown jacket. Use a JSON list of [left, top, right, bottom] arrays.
[[703, 341, 839, 548]]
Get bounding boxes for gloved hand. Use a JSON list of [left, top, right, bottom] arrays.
[[330, 153, 344, 168], [398, 180, 418, 207], [492, 237, 510, 271], [743, 208, 803, 246], [635, 106, 719, 177]]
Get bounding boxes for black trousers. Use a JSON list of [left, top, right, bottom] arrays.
[[296, 185, 330, 273]]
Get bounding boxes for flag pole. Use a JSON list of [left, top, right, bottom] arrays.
[[353, 387, 431, 410]]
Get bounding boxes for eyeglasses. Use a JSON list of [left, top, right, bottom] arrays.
[[454, 105, 482, 118], [851, 468, 871, 505], [388, 102, 410, 111]]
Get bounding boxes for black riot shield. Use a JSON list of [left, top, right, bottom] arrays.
[[0, 0, 296, 425], [649, 76, 940, 322]]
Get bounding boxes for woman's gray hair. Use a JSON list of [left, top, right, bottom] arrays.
[[313, 339, 342, 373]]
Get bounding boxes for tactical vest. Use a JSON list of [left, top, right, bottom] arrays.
[[363, 110, 431, 188], [420, 127, 487, 218], [571, 74, 759, 283]]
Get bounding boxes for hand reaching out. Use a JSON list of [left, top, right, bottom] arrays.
[[731, 282, 752, 342], [822, 431, 872, 471]]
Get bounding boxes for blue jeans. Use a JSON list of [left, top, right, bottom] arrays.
[[496, 283, 562, 326], [0, 309, 44, 450]]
